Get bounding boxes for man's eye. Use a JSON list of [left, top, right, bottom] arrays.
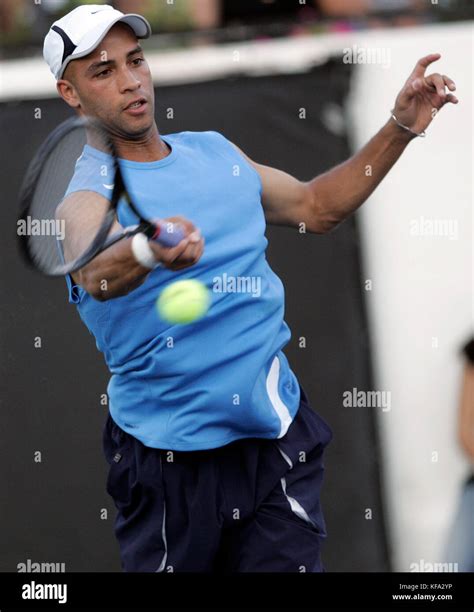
[[96, 69, 111, 78], [132, 58, 144, 66]]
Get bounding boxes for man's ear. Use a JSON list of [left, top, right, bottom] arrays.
[[56, 79, 81, 109]]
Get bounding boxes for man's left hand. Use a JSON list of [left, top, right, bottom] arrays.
[[393, 53, 459, 135]]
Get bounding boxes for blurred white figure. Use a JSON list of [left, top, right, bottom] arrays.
[[444, 337, 474, 571]]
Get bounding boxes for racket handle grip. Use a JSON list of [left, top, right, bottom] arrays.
[[151, 220, 186, 248]]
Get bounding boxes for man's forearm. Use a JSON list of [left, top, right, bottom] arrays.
[[307, 117, 416, 233]]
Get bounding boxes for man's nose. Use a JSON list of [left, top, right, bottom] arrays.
[[118, 68, 141, 93]]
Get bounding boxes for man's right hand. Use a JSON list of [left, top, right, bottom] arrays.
[[149, 216, 205, 271], [74, 214, 204, 301]]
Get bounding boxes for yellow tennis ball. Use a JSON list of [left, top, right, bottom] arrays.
[[156, 279, 210, 325]]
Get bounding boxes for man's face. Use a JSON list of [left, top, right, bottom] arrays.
[[62, 23, 155, 139]]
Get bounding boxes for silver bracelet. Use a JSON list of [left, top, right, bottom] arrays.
[[390, 111, 426, 138]]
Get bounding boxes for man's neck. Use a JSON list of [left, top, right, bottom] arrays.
[[114, 125, 170, 162]]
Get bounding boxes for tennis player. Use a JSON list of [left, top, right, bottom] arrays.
[[43, 4, 458, 572]]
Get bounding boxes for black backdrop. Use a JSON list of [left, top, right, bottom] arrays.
[[0, 60, 390, 572]]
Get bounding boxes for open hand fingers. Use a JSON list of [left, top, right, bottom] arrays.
[[410, 73, 458, 105], [410, 53, 441, 79]]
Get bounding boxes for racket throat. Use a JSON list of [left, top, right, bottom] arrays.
[[140, 222, 161, 241]]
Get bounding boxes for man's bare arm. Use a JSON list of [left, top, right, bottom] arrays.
[[234, 54, 458, 234], [57, 191, 204, 301], [235, 119, 415, 234]]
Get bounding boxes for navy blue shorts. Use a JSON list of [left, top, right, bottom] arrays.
[[102, 385, 333, 572]]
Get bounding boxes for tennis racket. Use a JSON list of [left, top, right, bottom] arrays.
[[17, 116, 185, 276]]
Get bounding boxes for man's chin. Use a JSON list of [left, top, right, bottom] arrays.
[[118, 115, 155, 140]]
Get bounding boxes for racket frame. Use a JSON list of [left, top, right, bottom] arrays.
[[18, 116, 179, 276]]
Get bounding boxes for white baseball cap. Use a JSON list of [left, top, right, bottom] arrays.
[[43, 4, 151, 80]]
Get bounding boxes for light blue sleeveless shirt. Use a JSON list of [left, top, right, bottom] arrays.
[[65, 131, 300, 450]]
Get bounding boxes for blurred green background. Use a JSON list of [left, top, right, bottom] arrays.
[[0, 0, 472, 57], [0, 1, 198, 48]]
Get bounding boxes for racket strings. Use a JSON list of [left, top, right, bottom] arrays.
[[22, 123, 116, 275]]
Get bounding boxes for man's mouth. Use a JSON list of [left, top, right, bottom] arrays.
[[124, 98, 148, 113]]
